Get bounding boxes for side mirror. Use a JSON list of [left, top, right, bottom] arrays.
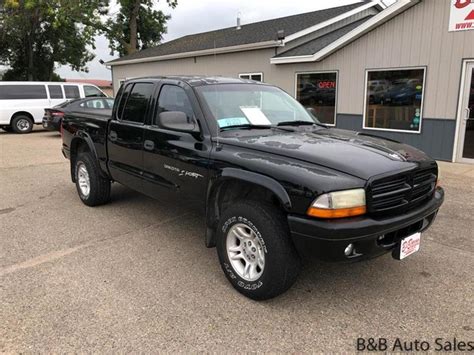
[[157, 111, 199, 133]]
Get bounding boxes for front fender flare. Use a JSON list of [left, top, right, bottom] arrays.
[[220, 168, 292, 209], [204, 168, 292, 248]]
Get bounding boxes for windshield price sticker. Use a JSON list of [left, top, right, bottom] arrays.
[[217, 117, 249, 128], [240, 106, 272, 125]]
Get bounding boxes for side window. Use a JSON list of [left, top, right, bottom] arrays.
[[116, 84, 132, 119], [156, 85, 195, 125], [121, 82, 154, 123], [84, 85, 105, 97], [0, 85, 47, 99], [105, 98, 115, 109], [81, 99, 107, 109], [64, 85, 80, 99], [48, 85, 64, 99]]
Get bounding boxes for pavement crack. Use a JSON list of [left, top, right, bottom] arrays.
[[0, 207, 15, 215], [0, 245, 87, 277], [0, 161, 67, 170]]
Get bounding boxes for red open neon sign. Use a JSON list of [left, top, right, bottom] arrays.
[[318, 81, 336, 89]]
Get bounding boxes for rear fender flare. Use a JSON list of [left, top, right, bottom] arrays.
[[69, 133, 99, 182]]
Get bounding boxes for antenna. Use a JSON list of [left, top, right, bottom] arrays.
[[212, 39, 221, 150]]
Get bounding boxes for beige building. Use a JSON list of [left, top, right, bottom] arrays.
[[108, 0, 474, 163]]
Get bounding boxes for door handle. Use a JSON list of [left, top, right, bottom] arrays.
[[109, 131, 118, 141], [144, 140, 155, 151], [466, 108, 471, 121]]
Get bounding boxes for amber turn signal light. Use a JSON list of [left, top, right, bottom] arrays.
[[307, 205, 367, 219]]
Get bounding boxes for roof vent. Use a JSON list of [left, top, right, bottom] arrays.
[[236, 12, 242, 30], [277, 29, 285, 42]]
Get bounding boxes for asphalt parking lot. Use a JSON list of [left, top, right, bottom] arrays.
[[1, 128, 473, 352]]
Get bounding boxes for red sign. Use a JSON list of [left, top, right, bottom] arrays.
[[318, 81, 336, 89], [449, 0, 474, 31]]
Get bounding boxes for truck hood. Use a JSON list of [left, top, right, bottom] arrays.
[[219, 128, 434, 180]]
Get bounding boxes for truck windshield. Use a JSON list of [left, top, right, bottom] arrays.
[[196, 84, 318, 129]]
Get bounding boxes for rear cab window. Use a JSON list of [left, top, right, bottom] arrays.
[[116, 84, 132, 119], [0, 85, 47, 99]]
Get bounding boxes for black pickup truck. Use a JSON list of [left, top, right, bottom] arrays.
[[61, 76, 444, 300]]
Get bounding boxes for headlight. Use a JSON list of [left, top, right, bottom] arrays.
[[307, 188, 366, 218]]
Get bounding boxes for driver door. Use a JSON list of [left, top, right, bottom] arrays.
[[142, 82, 210, 205]]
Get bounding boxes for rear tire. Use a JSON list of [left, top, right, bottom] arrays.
[[216, 200, 301, 300], [74, 153, 111, 206], [11, 115, 33, 134]]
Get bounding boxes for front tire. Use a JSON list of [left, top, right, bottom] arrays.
[[11, 115, 33, 134], [75, 153, 111, 206], [216, 201, 301, 300]]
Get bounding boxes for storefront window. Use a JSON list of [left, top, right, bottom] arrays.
[[296, 72, 337, 125], [364, 68, 425, 132]]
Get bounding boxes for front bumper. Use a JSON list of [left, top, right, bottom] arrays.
[[288, 187, 444, 262]]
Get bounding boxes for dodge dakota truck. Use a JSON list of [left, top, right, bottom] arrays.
[[61, 76, 444, 300]]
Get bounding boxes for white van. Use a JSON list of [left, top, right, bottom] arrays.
[[0, 82, 108, 133]]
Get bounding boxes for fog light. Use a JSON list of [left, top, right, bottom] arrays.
[[344, 243, 354, 256]]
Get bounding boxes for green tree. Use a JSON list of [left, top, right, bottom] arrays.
[[105, 0, 178, 57], [0, 0, 107, 81]]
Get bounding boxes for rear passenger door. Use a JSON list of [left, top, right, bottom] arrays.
[[107, 82, 155, 192], [142, 83, 210, 205]]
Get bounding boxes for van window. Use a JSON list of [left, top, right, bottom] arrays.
[[48, 85, 64, 99], [0, 85, 47, 100], [121, 83, 154, 123], [84, 85, 105, 97], [64, 85, 80, 99]]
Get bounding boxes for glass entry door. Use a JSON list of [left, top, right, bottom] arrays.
[[457, 63, 474, 163]]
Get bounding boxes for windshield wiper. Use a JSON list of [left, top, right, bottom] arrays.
[[220, 124, 294, 132], [221, 124, 270, 130], [277, 120, 327, 128]]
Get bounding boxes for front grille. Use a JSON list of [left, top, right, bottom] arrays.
[[368, 168, 437, 215]]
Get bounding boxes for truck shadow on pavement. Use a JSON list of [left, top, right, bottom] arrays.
[[106, 183, 412, 306]]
